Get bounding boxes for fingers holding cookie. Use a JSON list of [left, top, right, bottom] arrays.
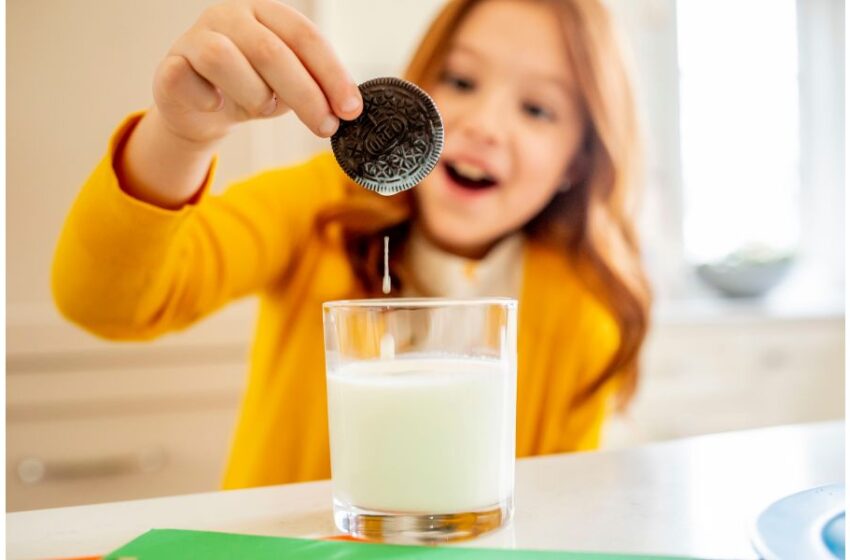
[[253, 0, 363, 122]]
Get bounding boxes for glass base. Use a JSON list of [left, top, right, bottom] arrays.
[[333, 498, 512, 544]]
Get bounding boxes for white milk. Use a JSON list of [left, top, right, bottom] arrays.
[[327, 357, 515, 513]]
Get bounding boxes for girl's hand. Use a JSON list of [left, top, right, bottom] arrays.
[[152, 0, 362, 148]]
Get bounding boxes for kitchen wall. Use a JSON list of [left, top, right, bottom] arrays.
[[6, 0, 844, 511]]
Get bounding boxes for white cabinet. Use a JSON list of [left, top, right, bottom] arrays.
[[604, 312, 844, 447], [8, 399, 239, 512], [6, 302, 253, 512]]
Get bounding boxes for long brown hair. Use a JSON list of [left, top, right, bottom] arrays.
[[318, 0, 651, 406]]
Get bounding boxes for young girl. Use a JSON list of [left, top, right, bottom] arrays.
[[53, 0, 651, 489]]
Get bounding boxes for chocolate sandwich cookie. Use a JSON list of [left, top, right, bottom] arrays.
[[331, 77, 444, 196]]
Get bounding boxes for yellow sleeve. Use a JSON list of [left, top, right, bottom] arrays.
[[560, 295, 622, 451], [52, 112, 342, 340]]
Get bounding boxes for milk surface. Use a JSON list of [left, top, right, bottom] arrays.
[[327, 357, 515, 513]]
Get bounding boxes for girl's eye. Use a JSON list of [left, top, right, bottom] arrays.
[[522, 102, 556, 122], [442, 72, 475, 92]]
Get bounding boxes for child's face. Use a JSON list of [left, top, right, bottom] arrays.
[[416, 0, 584, 258]]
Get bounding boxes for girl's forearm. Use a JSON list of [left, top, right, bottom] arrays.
[[116, 107, 219, 209]]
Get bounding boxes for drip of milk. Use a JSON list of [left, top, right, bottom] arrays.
[[382, 235, 391, 295], [379, 333, 395, 359]]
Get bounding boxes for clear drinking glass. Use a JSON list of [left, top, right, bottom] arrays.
[[323, 298, 517, 543]]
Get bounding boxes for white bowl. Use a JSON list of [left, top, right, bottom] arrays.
[[697, 255, 793, 298]]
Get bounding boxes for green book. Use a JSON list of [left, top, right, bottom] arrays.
[[104, 529, 703, 560]]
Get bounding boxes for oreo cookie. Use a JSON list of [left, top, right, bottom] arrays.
[[331, 77, 444, 196]]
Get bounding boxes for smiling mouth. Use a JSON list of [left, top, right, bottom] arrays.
[[445, 161, 499, 191]]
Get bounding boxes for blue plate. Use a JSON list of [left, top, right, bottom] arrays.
[[752, 484, 845, 560]]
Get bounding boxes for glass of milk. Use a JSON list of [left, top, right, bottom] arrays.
[[323, 298, 517, 543]]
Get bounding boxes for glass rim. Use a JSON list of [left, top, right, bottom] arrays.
[[323, 297, 517, 310]]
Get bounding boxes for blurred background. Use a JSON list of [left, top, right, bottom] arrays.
[[6, 0, 844, 511]]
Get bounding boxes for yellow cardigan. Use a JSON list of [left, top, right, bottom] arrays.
[[52, 113, 621, 489]]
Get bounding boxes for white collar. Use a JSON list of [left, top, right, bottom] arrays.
[[402, 226, 525, 298]]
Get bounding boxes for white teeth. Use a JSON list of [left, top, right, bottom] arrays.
[[452, 161, 491, 181]]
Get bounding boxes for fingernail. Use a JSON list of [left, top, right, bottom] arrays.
[[319, 115, 339, 137], [340, 95, 361, 114]]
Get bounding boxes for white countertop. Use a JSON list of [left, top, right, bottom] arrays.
[[7, 421, 844, 559]]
